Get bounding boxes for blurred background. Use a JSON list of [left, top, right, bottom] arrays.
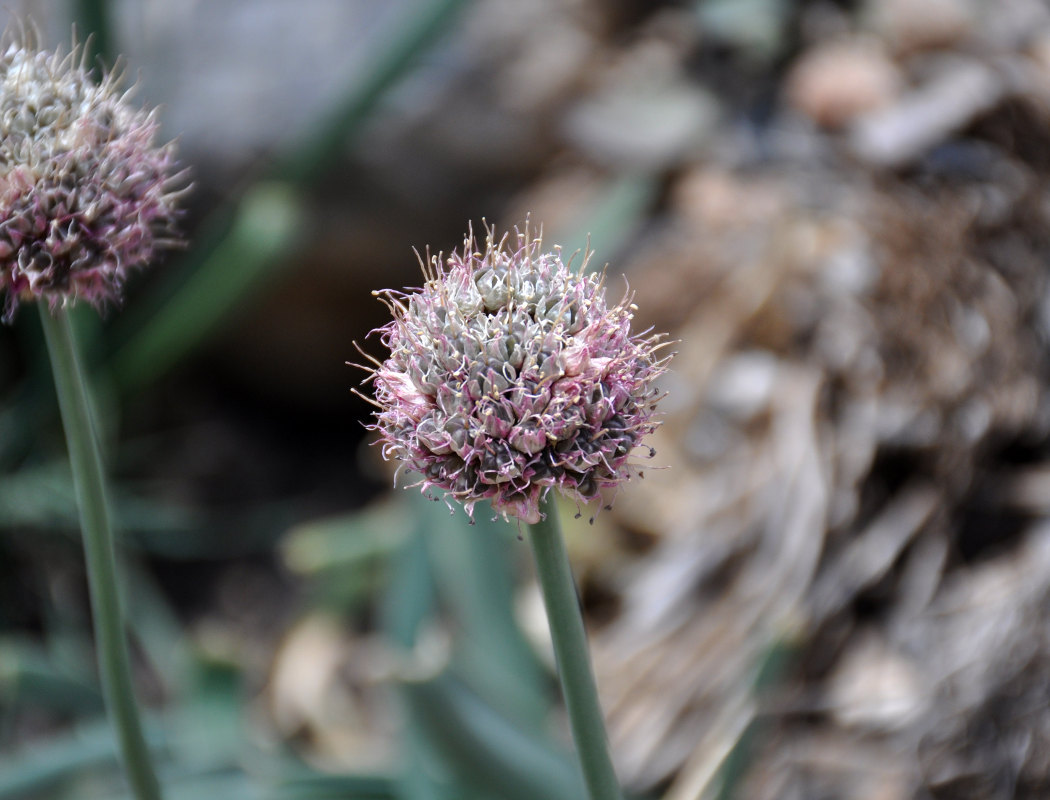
[[4, 0, 1050, 798]]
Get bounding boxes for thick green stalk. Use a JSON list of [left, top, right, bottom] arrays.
[[39, 306, 162, 800], [527, 496, 622, 800]]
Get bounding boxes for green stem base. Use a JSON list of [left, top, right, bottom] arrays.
[[527, 495, 622, 800], [40, 306, 163, 800]]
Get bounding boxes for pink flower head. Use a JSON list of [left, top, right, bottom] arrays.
[[0, 36, 185, 322], [362, 223, 671, 524]]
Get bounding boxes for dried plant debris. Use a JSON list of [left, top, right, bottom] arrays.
[[588, 139, 1050, 797], [234, 0, 1050, 794]]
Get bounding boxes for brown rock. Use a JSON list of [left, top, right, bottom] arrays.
[[867, 0, 974, 54], [786, 39, 902, 128]]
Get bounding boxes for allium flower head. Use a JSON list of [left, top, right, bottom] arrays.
[[362, 223, 671, 524], [0, 34, 184, 321]]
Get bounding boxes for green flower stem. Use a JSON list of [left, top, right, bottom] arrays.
[[527, 496, 622, 800], [39, 306, 163, 800]]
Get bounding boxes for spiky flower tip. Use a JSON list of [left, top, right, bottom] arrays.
[[362, 223, 671, 525], [0, 35, 185, 322]]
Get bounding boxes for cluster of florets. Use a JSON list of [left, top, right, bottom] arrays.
[[0, 38, 184, 321], [364, 225, 670, 524]]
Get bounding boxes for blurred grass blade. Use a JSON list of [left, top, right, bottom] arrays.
[[0, 718, 166, 799], [419, 497, 548, 726], [378, 516, 463, 800], [378, 499, 567, 798], [1, 306, 104, 469], [73, 0, 113, 66], [271, 0, 471, 186], [109, 182, 304, 390], [0, 459, 197, 534], [398, 725, 461, 800], [0, 638, 103, 717], [131, 499, 297, 559], [111, 771, 264, 800], [0, 731, 118, 799], [167, 659, 246, 772], [400, 672, 586, 800], [121, 563, 193, 696], [380, 524, 436, 654], [273, 772, 399, 800], [1, 312, 63, 469], [714, 633, 799, 800], [550, 174, 656, 272], [105, 0, 471, 391], [283, 500, 416, 612], [282, 500, 414, 577]]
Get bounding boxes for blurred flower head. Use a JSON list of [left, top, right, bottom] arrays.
[[363, 222, 671, 524], [0, 33, 185, 322]]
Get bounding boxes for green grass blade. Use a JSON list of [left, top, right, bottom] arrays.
[[270, 0, 471, 186], [400, 672, 586, 800], [550, 174, 656, 272], [420, 498, 547, 726], [105, 0, 472, 392], [72, 0, 113, 66], [109, 183, 303, 391], [0, 639, 103, 717], [0, 718, 166, 800]]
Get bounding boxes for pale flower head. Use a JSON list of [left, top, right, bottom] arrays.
[[0, 33, 185, 321], [361, 222, 671, 524]]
